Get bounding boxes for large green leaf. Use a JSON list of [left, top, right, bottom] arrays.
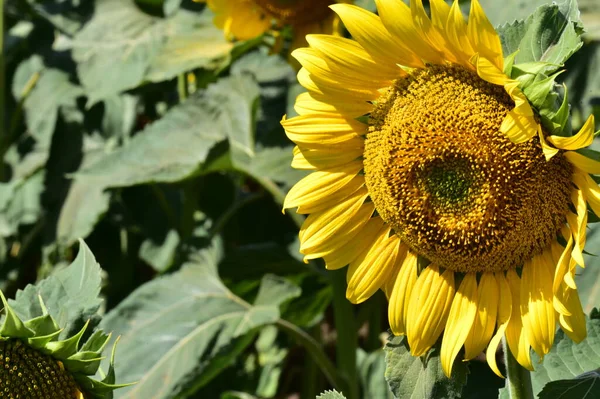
[[145, 10, 233, 82], [530, 311, 600, 395], [358, 349, 394, 399], [316, 391, 347, 399], [100, 241, 301, 399], [71, 0, 233, 103], [496, 0, 584, 71], [479, 0, 558, 27], [0, 170, 45, 238], [538, 370, 600, 399], [12, 55, 84, 148], [8, 239, 103, 339], [384, 335, 468, 399], [75, 75, 260, 187]]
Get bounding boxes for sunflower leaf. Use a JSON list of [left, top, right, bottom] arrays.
[[9, 239, 103, 339], [73, 75, 259, 188], [496, 0, 584, 74], [538, 370, 600, 399], [316, 390, 348, 399], [530, 311, 600, 395], [98, 240, 301, 399], [383, 335, 468, 399]]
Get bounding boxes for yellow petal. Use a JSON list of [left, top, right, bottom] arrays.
[[565, 151, 600, 174], [505, 269, 533, 370], [299, 188, 370, 253], [406, 265, 456, 356], [472, 54, 509, 86], [294, 92, 373, 118], [374, 0, 443, 64], [520, 253, 556, 358], [548, 114, 595, 150], [566, 187, 588, 268], [323, 217, 385, 269], [440, 272, 478, 377], [500, 109, 538, 144], [557, 284, 587, 343], [538, 125, 559, 161], [573, 169, 600, 217], [486, 272, 512, 378], [347, 231, 407, 303], [283, 161, 363, 212], [282, 114, 366, 149], [331, 3, 425, 68], [297, 68, 377, 102], [387, 250, 418, 335], [293, 47, 384, 95], [467, 0, 503, 71], [292, 146, 363, 170], [410, 0, 459, 64], [464, 273, 499, 360], [306, 34, 402, 81], [445, 0, 475, 68]]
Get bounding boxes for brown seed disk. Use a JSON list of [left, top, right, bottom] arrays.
[[363, 64, 573, 273], [0, 339, 82, 399]]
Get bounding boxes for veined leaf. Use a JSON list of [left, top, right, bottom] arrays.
[[100, 241, 301, 399], [75, 75, 260, 187], [496, 0, 584, 73], [384, 335, 468, 399], [316, 390, 347, 399], [538, 370, 600, 399], [8, 240, 103, 339]]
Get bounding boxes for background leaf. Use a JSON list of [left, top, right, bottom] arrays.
[[8, 240, 102, 339], [100, 241, 301, 399], [384, 335, 468, 399]]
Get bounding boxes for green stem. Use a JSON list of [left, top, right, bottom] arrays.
[[276, 318, 344, 392], [209, 192, 264, 238], [503, 337, 534, 399], [331, 269, 360, 399], [177, 73, 188, 101], [301, 325, 321, 399]]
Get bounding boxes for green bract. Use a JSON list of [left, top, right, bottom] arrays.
[[0, 291, 129, 398]]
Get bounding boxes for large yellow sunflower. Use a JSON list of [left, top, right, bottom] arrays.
[[200, 0, 346, 51], [282, 0, 599, 377]]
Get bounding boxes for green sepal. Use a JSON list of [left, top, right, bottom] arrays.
[[25, 314, 62, 349], [80, 329, 112, 353], [503, 50, 518, 77], [0, 290, 34, 339], [75, 337, 136, 399], [65, 354, 106, 374], [45, 319, 90, 358], [510, 61, 558, 83]]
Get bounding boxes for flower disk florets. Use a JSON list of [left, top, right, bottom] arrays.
[[364, 64, 573, 273]]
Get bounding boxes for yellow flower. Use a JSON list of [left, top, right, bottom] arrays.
[[282, 0, 598, 377], [198, 0, 346, 51]]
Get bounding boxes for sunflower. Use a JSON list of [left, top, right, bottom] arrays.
[[198, 0, 347, 51], [282, 0, 599, 377], [0, 291, 128, 398]]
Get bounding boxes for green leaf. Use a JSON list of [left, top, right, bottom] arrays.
[[384, 335, 468, 399], [0, 170, 45, 238], [99, 241, 301, 399], [138, 229, 180, 272], [496, 0, 584, 74], [56, 142, 113, 246], [71, 0, 164, 103], [479, 0, 557, 27], [145, 10, 233, 82], [75, 75, 260, 187], [538, 370, 600, 399], [163, 0, 182, 16], [9, 239, 103, 339], [12, 56, 83, 148], [358, 349, 394, 399], [71, 1, 233, 103], [529, 313, 600, 395], [316, 390, 347, 399]]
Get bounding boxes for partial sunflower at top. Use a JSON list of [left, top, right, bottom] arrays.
[[282, 0, 597, 377], [195, 0, 349, 55]]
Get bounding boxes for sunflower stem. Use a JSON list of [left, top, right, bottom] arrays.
[[331, 269, 360, 399], [503, 337, 534, 399]]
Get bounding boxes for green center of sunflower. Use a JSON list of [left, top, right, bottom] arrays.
[[0, 339, 82, 399], [253, 0, 334, 26], [363, 64, 572, 273], [419, 158, 475, 206]]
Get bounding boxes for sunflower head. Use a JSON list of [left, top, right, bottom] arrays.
[[283, 0, 596, 377], [0, 291, 129, 398]]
